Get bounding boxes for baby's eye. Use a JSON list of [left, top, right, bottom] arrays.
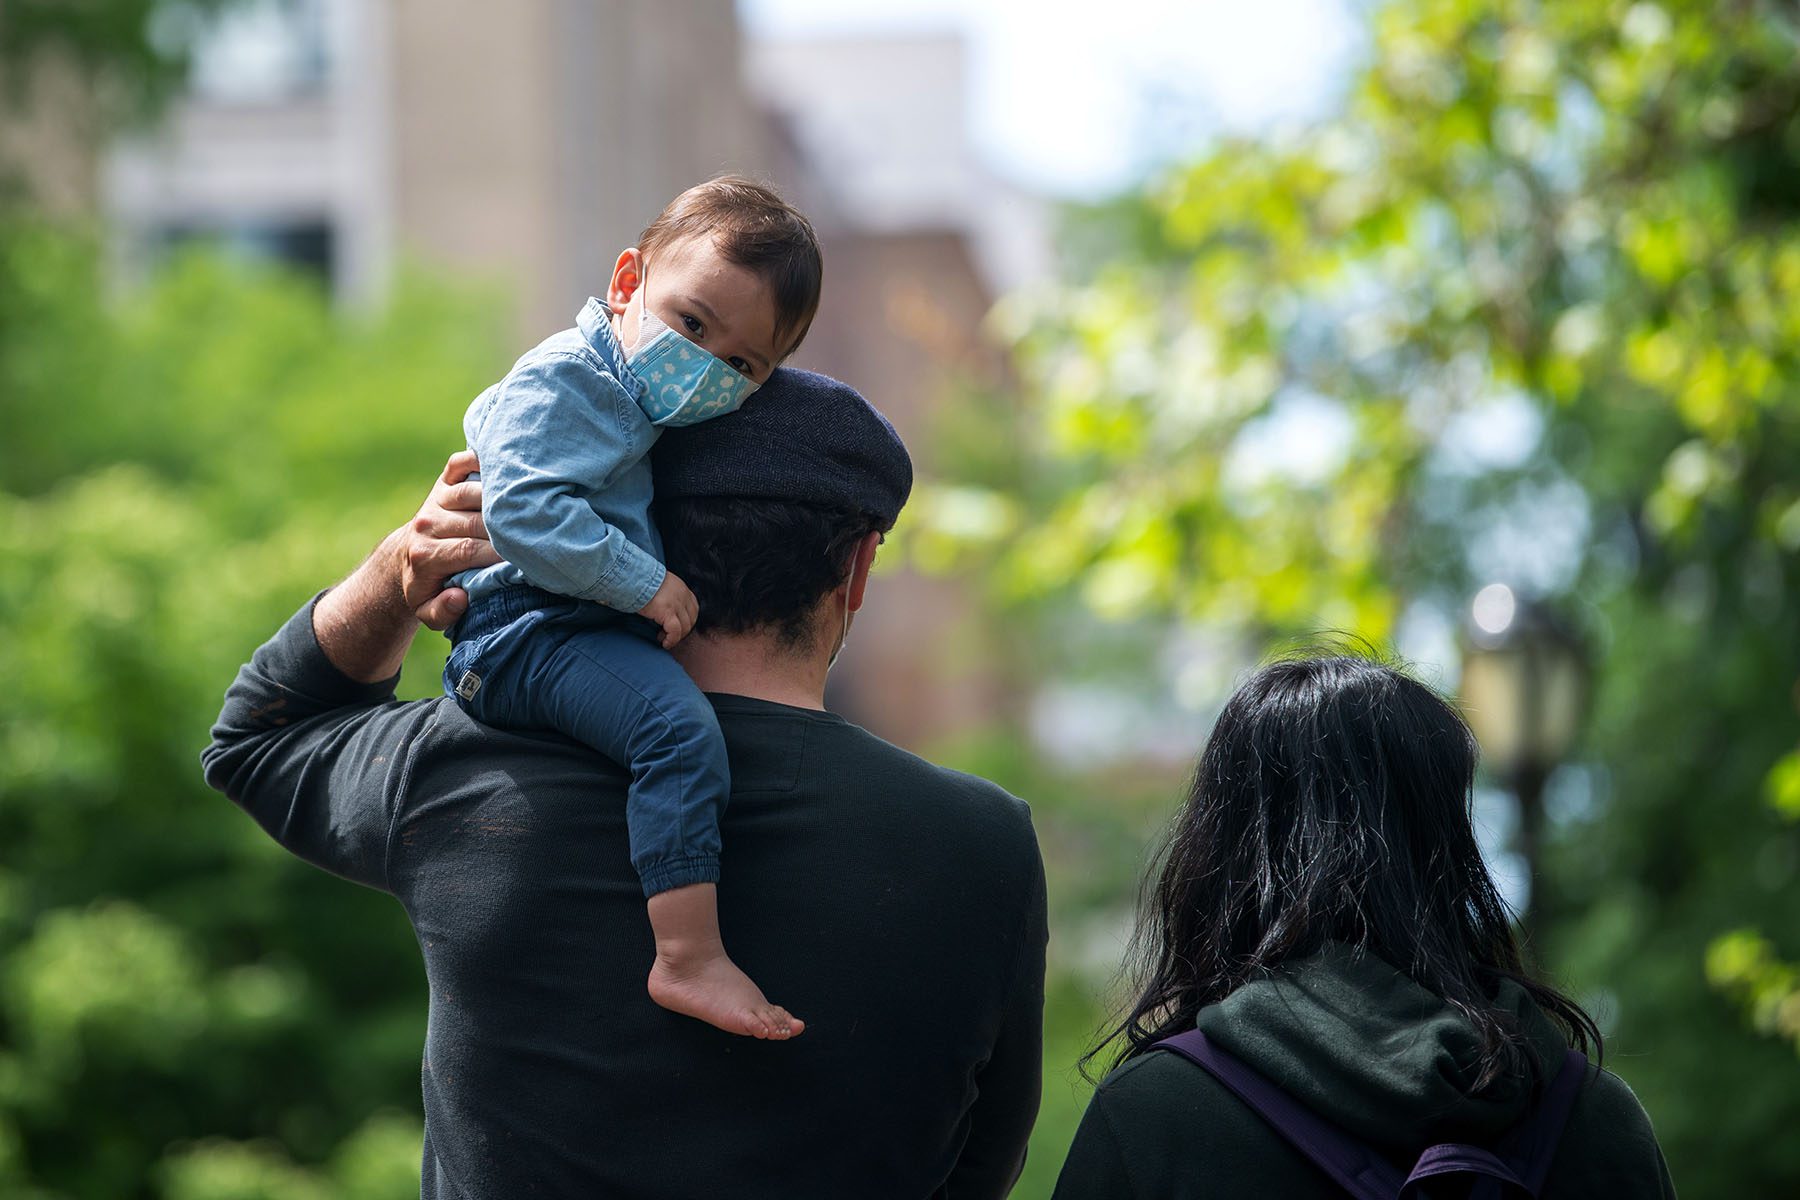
[[681, 314, 703, 336], [727, 356, 752, 375]]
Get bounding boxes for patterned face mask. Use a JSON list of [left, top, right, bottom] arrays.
[[625, 289, 760, 427]]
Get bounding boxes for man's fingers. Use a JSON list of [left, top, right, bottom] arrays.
[[402, 537, 501, 607], [416, 588, 470, 632], [433, 479, 484, 514], [396, 454, 491, 632], [410, 508, 487, 542], [406, 535, 493, 576], [441, 450, 481, 486], [443, 536, 501, 572]]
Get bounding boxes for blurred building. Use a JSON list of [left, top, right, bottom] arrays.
[[97, 0, 1045, 749], [104, 0, 767, 329]]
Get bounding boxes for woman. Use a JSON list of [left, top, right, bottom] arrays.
[[1053, 654, 1674, 1197]]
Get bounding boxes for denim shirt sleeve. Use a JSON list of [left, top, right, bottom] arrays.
[[469, 351, 666, 613]]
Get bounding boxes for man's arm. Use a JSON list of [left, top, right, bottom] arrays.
[[201, 454, 498, 886], [947, 834, 1049, 1197]]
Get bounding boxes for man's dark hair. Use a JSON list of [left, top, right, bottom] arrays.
[[654, 496, 887, 650]]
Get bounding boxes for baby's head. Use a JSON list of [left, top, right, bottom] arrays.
[[608, 176, 822, 387]]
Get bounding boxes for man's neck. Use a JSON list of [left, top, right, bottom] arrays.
[[671, 629, 830, 711]]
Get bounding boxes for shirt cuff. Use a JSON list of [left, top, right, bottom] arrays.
[[586, 546, 667, 614]]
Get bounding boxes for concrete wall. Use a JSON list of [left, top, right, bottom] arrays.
[[388, 0, 770, 335]]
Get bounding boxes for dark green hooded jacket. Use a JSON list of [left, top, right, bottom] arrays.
[[1053, 945, 1674, 1198]]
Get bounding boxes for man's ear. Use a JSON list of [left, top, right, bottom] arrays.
[[845, 530, 882, 614], [606, 248, 643, 315]]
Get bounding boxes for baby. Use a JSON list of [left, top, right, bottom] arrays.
[[443, 177, 822, 1039]]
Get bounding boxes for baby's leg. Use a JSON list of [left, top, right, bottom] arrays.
[[535, 625, 803, 1040], [645, 881, 802, 1040]]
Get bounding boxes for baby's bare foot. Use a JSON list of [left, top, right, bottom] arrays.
[[647, 948, 805, 1040]]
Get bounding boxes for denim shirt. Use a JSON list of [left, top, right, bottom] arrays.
[[450, 299, 666, 614]]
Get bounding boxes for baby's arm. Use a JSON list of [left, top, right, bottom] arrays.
[[470, 352, 667, 616], [638, 573, 698, 650]]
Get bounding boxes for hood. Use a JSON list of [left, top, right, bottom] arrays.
[[1195, 943, 1571, 1153]]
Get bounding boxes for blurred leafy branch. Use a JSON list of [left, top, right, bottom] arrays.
[[0, 0, 240, 122], [0, 229, 511, 1196], [919, 0, 1800, 1192], [0, 6, 500, 1194]]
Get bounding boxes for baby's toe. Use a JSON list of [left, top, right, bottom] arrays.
[[762, 1005, 804, 1039]]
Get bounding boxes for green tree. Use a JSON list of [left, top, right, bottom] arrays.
[[934, 0, 1800, 1192], [0, 230, 509, 1196], [0, 0, 238, 120]]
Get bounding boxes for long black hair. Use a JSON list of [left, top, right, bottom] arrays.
[[1088, 650, 1600, 1092]]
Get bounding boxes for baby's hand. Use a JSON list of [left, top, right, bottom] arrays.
[[640, 571, 699, 649]]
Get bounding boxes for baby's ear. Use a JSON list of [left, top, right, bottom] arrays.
[[606, 247, 643, 314]]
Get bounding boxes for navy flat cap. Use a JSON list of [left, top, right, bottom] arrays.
[[652, 367, 913, 527]]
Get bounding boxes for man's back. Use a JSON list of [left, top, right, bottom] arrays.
[[207, 606, 1044, 1198]]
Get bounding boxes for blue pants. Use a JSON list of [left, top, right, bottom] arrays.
[[444, 587, 727, 896]]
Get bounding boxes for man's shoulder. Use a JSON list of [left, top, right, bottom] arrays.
[[827, 719, 1036, 840], [410, 693, 632, 791]]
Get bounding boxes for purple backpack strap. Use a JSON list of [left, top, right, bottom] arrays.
[[1399, 1048, 1588, 1198], [1402, 1145, 1524, 1199], [1502, 1048, 1590, 1191], [1156, 1031, 1589, 1200], [1156, 1029, 1404, 1200]]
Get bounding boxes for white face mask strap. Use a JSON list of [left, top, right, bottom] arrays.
[[827, 588, 852, 671], [629, 276, 664, 353]]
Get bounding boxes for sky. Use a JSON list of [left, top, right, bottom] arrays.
[[740, 0, 1363, 197]]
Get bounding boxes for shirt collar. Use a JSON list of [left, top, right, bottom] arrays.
[[576, 298, 644, 395]]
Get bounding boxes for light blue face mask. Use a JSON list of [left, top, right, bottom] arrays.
[[625, 299, 759, 427]]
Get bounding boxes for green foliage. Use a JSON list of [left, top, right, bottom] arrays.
[[0, 0, 241, 123], [925, 730, 1170, 1200], [0, 222, 507, 1197], [1704, 746, 1800, 1054], [152, 1111, 424, 1200], [930, 0, 1800, 1192], [1707, 930, 1800, 1050]]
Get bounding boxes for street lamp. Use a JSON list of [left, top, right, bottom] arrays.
[[1458, 583, 1592, 944]]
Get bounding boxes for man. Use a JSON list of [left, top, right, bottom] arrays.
[[203, 369, 1046, 1198]]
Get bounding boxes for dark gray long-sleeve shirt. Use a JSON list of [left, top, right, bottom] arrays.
[[203, 599, 1046, 1198]]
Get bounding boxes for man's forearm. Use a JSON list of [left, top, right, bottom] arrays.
[[313, 530, 417, 684]]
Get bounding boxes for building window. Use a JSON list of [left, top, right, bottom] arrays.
[[187, 0, 331, 103]]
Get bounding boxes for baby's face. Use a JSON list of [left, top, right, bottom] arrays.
[[626, 236, 783, 384]]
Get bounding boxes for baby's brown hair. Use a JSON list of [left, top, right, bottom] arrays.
[[638, 176, 823, 359]]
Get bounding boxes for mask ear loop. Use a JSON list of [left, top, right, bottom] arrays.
[[626, 272, 665, 356], [827, 588, 851, 670]]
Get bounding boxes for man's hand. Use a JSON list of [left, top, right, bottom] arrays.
[[402, 450, 502, 631], [639, 571, 700, 649], [312, 452, 500, 683]]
